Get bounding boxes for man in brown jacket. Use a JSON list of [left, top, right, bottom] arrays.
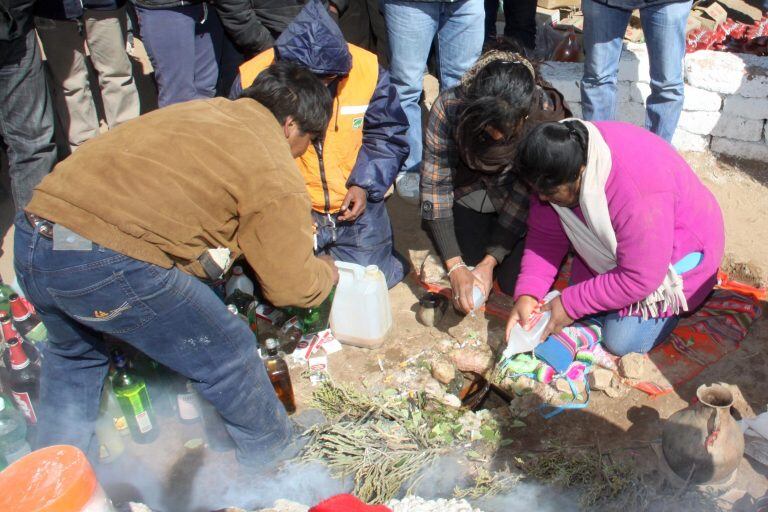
[[14, 62, 337, 466]]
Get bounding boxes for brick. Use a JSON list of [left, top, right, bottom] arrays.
[[711, 137, 768, 162], [629, 83, 721, 112], [683, 86, 723, 112], [765, 122, 768, 142], [722, 96, 768, 120], [617, 43, 651, 83], [617, 101, 646, 127], [540, 61, 583, 104], [672, 128, 710, 152], [677, 111, 721, 135], [616, 82, 632, 104], [685, 51, 768, 97], [711, 115, 764, 142]]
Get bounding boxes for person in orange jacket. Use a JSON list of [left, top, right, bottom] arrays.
[[231, 0, 410, 288]]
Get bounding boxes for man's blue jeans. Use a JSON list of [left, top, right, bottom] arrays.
[[598, 311, 679, 356], [13, 213, 292, 465], [580, 0, 692, 142], [136, 4, 232, 107], [381, 0, 484, 174], [0, 30, 57, 210]]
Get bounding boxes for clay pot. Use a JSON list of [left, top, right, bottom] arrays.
[[662, 383, 745, 484]]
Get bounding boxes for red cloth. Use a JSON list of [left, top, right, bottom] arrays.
[[309, 494, 392, 512]]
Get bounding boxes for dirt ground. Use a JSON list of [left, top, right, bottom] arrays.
[[0, 42, 766, 511]]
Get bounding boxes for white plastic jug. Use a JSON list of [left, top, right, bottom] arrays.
[[226, 266, 254, 297], [503, 291, 560, 358], [330, 262, 392, 349]]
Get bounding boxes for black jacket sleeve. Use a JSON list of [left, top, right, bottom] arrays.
[[213, 0, 275, 57]]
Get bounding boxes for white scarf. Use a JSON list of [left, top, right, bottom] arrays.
[[549, 119, 688, 319]]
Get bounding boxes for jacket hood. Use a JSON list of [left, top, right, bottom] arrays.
[[275, 0, 352, 76]]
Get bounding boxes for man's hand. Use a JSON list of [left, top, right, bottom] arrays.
[[506, 295, 540, 341], [338, 186, 367, 222], [319, 254, 339, 284], [540, 295, 574, 341], [470, 255, 496, 299]]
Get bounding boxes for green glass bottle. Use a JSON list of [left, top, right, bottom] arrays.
[[297, 286, 336, 334], [0, 282, 14, 314], [110, 349, 159, 444]]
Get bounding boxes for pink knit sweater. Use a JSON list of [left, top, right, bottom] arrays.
[[514, 122, 725, 320]]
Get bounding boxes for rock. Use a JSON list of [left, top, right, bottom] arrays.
[[441, 393, 462, 408], [710, 115, 764, 142], [422, 376, 445, 399], [419, 251, 446, 284], [431, 359, 456, 384], [447, 310, 488, 344], [604, 376, 629, 398], [258, 501, 310, 512], [436, 338, 455, 354], [677, 111, 721, 135], [618, 353, 646, 380], [616, 101, 646, 127], [539, 61, 583, 103], [711, 137, 768, 163], [451, 344, 494, 375], [617, 43, 651, 83], [588, 368, 614, 391], [721, 95, 768, 120], [671, 128, 710, 152], [685, 50, 768, 97]]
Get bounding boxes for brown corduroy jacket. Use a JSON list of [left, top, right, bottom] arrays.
[[27, 98, 334, 308]]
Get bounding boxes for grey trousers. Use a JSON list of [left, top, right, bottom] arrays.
[[36, 7, 140, 151]]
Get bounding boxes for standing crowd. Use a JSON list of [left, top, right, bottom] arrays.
[[3, 0, 724, 469]]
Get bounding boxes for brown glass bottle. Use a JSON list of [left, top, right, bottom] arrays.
[[263, 338, 296, 414], [552, 26, 581, 62]]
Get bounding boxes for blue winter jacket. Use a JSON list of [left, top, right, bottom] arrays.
[[231, 0, 409, 204]]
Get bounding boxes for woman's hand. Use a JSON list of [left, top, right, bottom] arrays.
[[506, 295, 539, 341], [470, 255, 496, 299], [447, 258, 476, 314], [540, 295, 574, 340]]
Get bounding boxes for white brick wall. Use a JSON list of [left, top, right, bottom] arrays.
[[543, 46, 768, 161]]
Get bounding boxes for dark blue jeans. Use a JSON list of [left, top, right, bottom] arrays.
[[136, 4, 236, 107], [0, 30, 57, 210], [13, 213, 292, 465], [313, 201, 406, 288]]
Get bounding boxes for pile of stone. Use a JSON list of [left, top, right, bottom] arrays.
[[540, 44, 768, 161]]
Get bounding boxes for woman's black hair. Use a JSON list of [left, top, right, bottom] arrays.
[[239, 61, 332, 137], [516, 120, 589, 193], [456, 54, 537, 157]]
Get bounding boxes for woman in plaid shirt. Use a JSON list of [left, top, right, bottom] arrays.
[[420, 42, 570, 314]]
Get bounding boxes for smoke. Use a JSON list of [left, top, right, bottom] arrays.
[[476, 484, 578, 512]]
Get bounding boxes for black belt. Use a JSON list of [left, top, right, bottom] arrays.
[[25, 212, 54, 240]]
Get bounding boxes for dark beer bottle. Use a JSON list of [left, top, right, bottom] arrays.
[[110, 349, 159, 444], [4, 337, 41, 425], [8, 295, 47, 345], [263, 338, 296, 414]]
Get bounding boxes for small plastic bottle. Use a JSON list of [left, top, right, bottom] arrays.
[[226, 266, 254, 298], [503, 291, 561, 358]]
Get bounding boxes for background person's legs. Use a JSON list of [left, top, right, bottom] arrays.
[[135, 5, 198, 107], [381, 0, 439, 176], [580, 0, 631, 121], [640, 0, 691, 142], [0, 31, 57, 210], [35, 18, 101, 150], [84, 6, 141, 130], [599, 311, 679, 356], [436, 0, 484, 90], [193, 4, 225, 99], [503, 0, 537, 51]]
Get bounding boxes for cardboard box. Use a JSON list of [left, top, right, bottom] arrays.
[[537, 0, 580, 10], [536, 6, 561, 26], [717, 0, 763, 23], [692, 1, 728, 30], [556, 12, 584, 32]]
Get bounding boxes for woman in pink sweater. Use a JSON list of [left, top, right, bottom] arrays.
[[507, 120, 725, 356]]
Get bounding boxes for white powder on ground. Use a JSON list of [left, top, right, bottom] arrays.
[[387, 496, 484, 512]]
